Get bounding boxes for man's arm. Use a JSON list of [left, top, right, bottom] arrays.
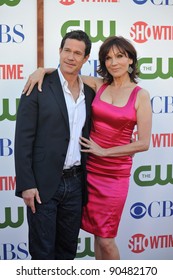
[[15, 90, 41, 212]]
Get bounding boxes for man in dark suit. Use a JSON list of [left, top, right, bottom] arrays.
[[14, 30, 95, 260]]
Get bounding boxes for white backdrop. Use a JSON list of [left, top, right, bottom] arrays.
[[0, 0, 173, 260]]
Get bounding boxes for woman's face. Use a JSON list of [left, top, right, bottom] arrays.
[[105, 46, 133, 79]]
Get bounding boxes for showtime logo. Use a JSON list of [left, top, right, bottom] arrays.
[[133, 132, 173, 148], [59, 0, 119, 5], [130, 21, 173, 43], [0, 64, 24, 79], [152, 133, 173, 148], [0, 176, 16, 191], [59, 0, 75, 5], [128, 233, 173, 253]]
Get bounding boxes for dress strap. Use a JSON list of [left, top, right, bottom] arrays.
[[128, 85, 142, 104], [96, 83, 109, 98]]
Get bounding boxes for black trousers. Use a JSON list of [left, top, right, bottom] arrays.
[[27, 171, 83, 260]]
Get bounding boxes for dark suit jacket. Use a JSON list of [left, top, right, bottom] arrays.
[[15, 70, 95, 204]]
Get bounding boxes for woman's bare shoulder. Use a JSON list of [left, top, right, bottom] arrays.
[[81, 75, 104, 92], [137, 87, 151, 99]]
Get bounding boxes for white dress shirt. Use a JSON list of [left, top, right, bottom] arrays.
[[58, 68, 86, 169]]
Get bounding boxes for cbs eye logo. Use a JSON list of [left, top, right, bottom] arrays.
[[130, 202, 147, 219], [132, 0, 148, 4], [0, 0, 21, 6]]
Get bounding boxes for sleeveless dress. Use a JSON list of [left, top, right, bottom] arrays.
[[81, 84, 141, 238]]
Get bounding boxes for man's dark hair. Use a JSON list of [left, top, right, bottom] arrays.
[[60, 30, 91, 57]]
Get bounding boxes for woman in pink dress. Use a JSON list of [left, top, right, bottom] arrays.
[[23, 36, 152, 260], [79, 36, 152, 260]]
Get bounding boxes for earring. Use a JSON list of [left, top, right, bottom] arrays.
[[128, 65, 133, 74]]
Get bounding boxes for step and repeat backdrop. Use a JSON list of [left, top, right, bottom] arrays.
[[0, 0, 173, 260]]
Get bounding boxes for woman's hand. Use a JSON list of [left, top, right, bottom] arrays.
[[23, 67, 45, 96], [22, 67, 55, 96], [80, 137, 106, 157]]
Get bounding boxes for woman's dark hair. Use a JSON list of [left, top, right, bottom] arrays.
[[60, 30, 91, 57], [97, 36, 139, 84]]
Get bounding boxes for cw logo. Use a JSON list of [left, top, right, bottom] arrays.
[[0, 207, 24, 228], [139, 57, 173, 79], [0, 98, 19, 121], [134, 164, 173, 186], [76, 237, 94, 258], [0, 0, 21, 6], [61, 20, 116, 42]]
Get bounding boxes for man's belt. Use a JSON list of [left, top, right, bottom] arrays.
[[62, 165, 82, 178]]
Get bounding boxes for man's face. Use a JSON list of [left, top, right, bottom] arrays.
[[59, 38, 89, 76]]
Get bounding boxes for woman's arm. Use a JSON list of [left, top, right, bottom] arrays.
[[22, 68, 104, 95], [80, 75, 103, 92], [23, 67, 55, 96], [80, 89, 152, 157]]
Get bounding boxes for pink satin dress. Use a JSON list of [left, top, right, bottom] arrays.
[[81, 84, 141, 238]]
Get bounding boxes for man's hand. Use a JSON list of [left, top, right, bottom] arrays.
[[22, 188, 41, 213]]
